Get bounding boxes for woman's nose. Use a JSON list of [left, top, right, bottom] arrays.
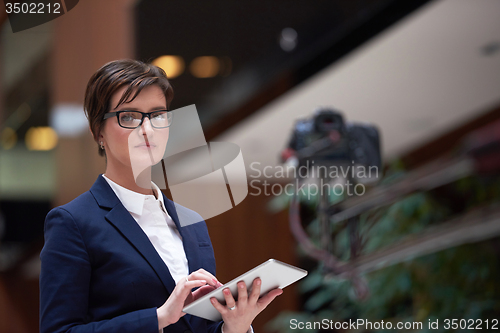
[[141, 117, 154, 138]]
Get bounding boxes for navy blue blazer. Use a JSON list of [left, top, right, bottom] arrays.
[[40, 175, 223, 333]]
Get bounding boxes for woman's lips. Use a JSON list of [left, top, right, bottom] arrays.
[[135, 142, 156, 149]]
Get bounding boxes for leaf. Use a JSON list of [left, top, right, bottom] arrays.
[[304, 287, 336, 312], [299, 269, 324, 293]]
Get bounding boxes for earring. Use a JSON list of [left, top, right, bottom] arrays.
[[99, 141, 104, 150]]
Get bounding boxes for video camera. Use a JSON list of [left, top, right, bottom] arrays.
[[281, 108, 382, 181]]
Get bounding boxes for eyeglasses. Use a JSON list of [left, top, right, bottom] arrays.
[[103, 110, 173, 129]]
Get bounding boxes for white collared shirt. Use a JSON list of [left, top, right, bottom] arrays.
[[102, 175, 189, 285]]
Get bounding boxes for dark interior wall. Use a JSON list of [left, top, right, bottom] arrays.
[[402, 104, 500, 169], [206, 183, 300, 331]]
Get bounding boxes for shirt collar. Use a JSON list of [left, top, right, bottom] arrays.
[[102, 174, 164, 217], [151, 181, 169, 216]]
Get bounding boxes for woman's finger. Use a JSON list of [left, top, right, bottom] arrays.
[[210, 297, 227, 315], [257, 288, 283, 310], [222, 288, 236, 310], [236, 281, 248, 304], [194, 269, 219, 284], [191, 285, 217, 301], [180, 279, 207, 295], [248, 278, 261, 303], [186, 271, 220, 287]]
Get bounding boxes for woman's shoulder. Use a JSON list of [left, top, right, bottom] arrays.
[[46, 191, 97, 221], [48, 175, 113, 219]]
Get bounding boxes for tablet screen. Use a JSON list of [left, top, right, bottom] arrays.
[[182, 259, 308, 321]]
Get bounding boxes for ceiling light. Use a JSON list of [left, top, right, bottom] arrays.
[[280, 27, 297, 52], [190, 56, 220, 78], [25, 127, 58, 151], [153, 55, 185, 79]]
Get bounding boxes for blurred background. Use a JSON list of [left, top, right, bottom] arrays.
[[1, 0, 500, 332]]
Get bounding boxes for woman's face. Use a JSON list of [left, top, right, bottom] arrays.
[[100, 84, 169, 177]]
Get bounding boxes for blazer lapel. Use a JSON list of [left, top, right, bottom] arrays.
[[106, 206, 177, 294], [162, 197, 204, 330], [163, 197, 202, 274], [90, 175, 177, 295]]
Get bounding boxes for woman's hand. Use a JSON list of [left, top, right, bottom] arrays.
[[210, 278, 283, 333], [156, 269, 223, 330]]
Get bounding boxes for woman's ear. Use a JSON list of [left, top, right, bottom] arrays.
[[90, 125, 104, 142], [89, 125, 98, 140]]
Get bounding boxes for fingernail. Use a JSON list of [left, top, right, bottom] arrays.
[[200, 280, 207, 284], [212, 278, 218, 285], [211, 298, 216, 304], [256, 280, 261, 286], [224, 288, 230, 294]]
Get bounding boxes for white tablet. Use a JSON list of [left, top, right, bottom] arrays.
[[182, 259, 308, 321]]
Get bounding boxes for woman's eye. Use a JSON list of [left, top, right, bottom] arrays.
[[120, 112, 140, 122], [151, 113, 166, 120]]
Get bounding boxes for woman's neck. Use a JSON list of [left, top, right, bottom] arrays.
[[104, 163, 154, 196]]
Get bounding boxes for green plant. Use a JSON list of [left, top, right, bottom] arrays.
[[267, 165, 500, 333]]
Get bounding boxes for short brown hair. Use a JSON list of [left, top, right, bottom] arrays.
[[84, 59, 174, 156]]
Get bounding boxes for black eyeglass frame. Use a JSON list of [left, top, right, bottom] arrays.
[[103, 110, 173, 129]]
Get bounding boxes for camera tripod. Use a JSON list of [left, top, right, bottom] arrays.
[[288, 120, 500, 298]]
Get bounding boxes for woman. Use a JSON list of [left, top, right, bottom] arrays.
[[40, 59, 282, 333]]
